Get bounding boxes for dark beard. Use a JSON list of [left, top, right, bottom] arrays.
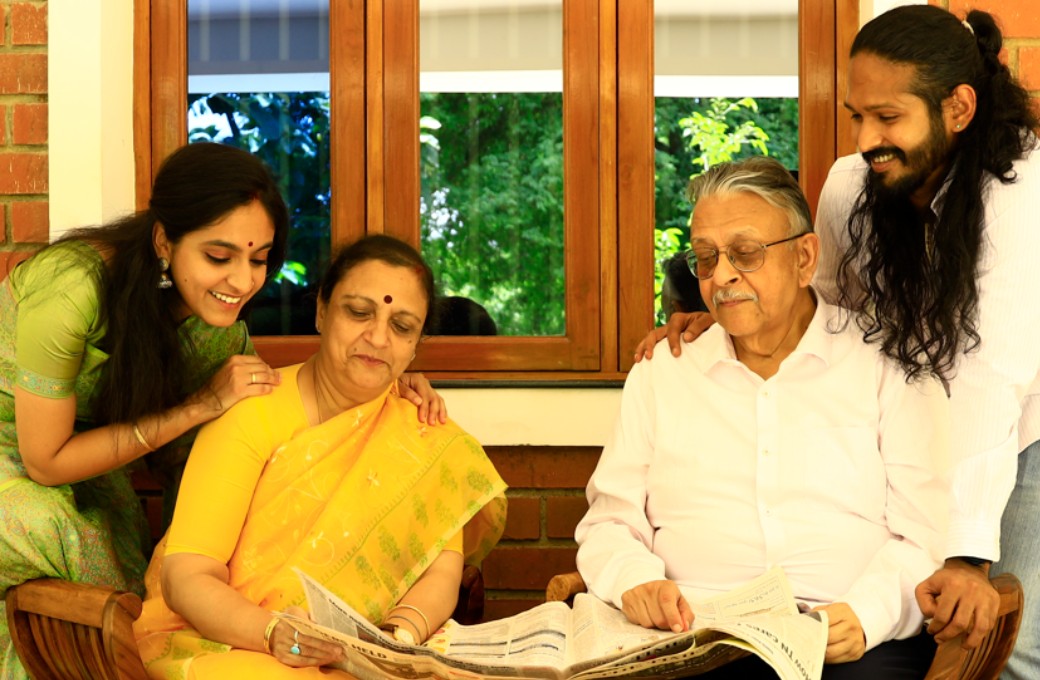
[[863, 113, 950, 201]]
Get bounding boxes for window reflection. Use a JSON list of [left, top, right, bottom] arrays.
[[187, 0, 331, 336]]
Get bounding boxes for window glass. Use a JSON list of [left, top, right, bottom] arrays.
[[419, 2, 565, 337], [654, 0, 799, 323], [187, 0, 331, 336]]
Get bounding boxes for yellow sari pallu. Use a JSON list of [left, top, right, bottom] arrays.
[[135, 376, 507, 679]]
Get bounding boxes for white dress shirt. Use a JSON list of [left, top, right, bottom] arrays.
[[576, 298, 948, 650], [815, 148, 1040, 561]]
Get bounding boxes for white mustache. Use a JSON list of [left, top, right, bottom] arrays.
[[712, 289, 758, 306]]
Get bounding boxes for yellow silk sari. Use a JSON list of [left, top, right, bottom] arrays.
[[135, 376, 506, 679]]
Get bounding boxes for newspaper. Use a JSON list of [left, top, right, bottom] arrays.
[[285, 566, 827, 680]]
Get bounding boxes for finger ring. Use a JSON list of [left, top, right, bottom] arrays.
[[290, 629, 301, 655], [250, 372, 256, 384]]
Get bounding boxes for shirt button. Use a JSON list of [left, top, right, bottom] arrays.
[[762, 449, 770, 456]]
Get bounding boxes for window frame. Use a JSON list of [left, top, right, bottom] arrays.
[[135, 0, 857, 379]]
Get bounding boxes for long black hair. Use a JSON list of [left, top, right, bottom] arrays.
[[59, 142, 289, 426], [836, 5, 1038, 380]]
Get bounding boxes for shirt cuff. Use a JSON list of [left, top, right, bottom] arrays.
[[599, 560, 668, 610], [944, 518, 1001, 563]]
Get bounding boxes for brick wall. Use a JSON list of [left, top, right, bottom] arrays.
[[0, 0, 47, 276], [935, 1, 1040, 107], [482, 446, 597, 620]]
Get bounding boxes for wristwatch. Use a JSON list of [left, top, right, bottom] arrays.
[[953, 556, 992, 568]]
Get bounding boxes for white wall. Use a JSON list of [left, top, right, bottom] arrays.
[[861, 0, 926, 25], [48, 0, 136, 237]]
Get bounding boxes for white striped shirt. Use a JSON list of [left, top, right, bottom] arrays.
[[814, 148, 1040, 561]]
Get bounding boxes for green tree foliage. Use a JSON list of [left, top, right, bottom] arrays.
[[419, 92, 565, 336], [188, 92, 331, 335]]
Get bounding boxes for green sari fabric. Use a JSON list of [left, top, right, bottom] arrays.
[[0, 240, 253, 679]]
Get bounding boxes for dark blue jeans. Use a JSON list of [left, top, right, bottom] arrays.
[[693, 631, 937, 680]]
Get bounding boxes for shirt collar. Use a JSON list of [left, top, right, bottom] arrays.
[[690, 287, 838, 378]]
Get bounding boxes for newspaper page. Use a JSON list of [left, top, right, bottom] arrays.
[[290, 566, 826, 680]]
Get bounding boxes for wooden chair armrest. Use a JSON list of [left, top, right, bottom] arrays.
[[6, 578, 142, 627], [546, 571, 587, 603], [924, 572, 1024, 680], [454, 564, 486, 625]]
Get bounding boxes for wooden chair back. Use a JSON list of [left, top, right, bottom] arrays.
[[545, 570, 1024, 680], [6, 579, 148, 680]]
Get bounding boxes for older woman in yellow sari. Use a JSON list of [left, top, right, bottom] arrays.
[[133, 235, 507, 678]]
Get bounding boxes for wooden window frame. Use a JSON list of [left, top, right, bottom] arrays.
[[134, 0, 857, 379]]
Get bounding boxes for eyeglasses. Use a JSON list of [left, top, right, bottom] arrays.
[[684, 233, 807, 280]]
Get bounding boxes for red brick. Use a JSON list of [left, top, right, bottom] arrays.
[[946, 0, 1040, 39], [483, 546, 578, 591], [1020, 47, 1040, 92], [0, 105, 6, 146], [0, 153, 48, 194], [503, 496, 540, 540], [12, 3, 48, 46], [0, 205, 5, 244], [483, 597, 543, 622], [0, 250, 34, 281], [11, 201, 48, 243], [12, 103, 47, 145], [487, 447, 600, 489], [546, 495, 588, 539], [0, 54, 48, 95]]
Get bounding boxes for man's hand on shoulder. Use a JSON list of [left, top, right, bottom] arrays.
[[620, 580, 693, 633], [632, 312, 715, 362], [915, 558, 999, 649], [811, 602, 865, 664]]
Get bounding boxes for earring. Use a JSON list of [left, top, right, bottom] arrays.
[[955, 123, 963, 130], [157, 257, 173, 289]]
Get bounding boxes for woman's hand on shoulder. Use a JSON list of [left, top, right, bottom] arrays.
[[399, 372, 448, 425], [191, 354, 281, 420], [632, 312, 715, 362]]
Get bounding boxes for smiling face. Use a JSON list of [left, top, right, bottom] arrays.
[[155, 198, 276, 326], [315, 259, 428, 403], [692, 192, 816, 349], [845, 52, 956, 206]]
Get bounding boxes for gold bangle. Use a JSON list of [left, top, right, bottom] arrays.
[[388, 604, 430, 641], [132, 422, 155, 452], [262, 616, 279, 654]]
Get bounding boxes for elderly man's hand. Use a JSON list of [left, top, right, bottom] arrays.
[[811, 602, 866, 663], [620, 580, 693, 633], [916, 559, 999, 649], [632, 312, 715, 362]]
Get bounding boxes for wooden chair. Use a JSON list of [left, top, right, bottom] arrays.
[[546, 571, 1024, 680], [6, 579, 148, 680], [6, 565, 487, 680]]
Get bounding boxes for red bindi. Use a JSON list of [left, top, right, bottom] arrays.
[[384, 294, 393, 304], [248, 241, 253, 247]]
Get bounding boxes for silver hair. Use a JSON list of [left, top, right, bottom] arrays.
[[686, 157, 813, 237]]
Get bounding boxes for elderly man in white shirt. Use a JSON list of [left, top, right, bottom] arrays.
[[576, 157, 949, 680]]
